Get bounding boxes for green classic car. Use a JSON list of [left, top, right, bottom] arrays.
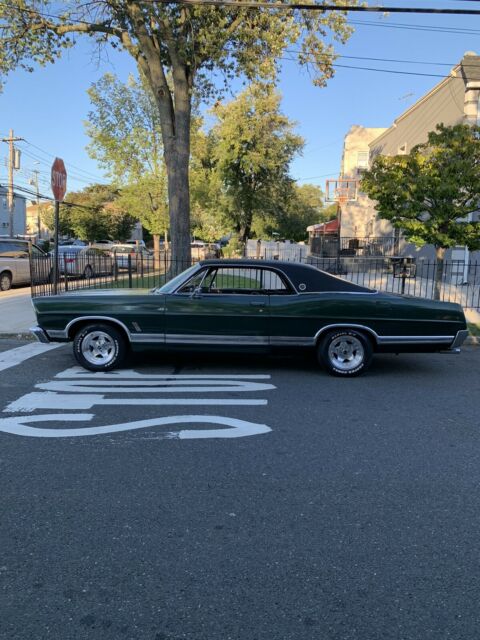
[[30, 259, 469, 376]]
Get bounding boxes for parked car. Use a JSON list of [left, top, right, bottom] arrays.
[[30, 259, 469, 375], [110, 244, 152, 271], [0, 238, 49, 291], [51, 246, 114, 279], [58, 239, 86, 246], [191, 241, 221, 260], [91, 240, 115, 250]]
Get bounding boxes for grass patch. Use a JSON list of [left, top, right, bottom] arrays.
[[468, 323, 480, 337]]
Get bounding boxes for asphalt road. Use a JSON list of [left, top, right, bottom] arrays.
[[1, 341, 480, 640]]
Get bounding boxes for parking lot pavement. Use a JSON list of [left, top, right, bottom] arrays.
[[1, 341, 480, 640]]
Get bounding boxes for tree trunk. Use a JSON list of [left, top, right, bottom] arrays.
[[434, 246, 445, 300], [153, 234, 161, 272], [239, 211, 253, 245], [165, 141, 190, 274]]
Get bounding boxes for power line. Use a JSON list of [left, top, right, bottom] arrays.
[[151, 0, 480, 14], [350, 18, 480, 35], [20, 141, 107, 183], [332, 63, 458, 78]]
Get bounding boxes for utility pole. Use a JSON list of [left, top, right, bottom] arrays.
[[1, 130, 24, 237], [32, 167, 41, 240]]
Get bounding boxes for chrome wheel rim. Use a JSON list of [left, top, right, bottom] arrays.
[[0, 274, 10, 290], [82, 331, 116, 366], [328, 335, 364, 371]]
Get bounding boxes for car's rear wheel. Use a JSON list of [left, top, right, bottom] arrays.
[[73, 323, 127, 371], [318, 329, 373, 377], [0, 271, 12, 291]]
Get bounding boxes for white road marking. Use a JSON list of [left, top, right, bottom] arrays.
[[0, 413, 272, 439], [1, 366, 275, 440], [0, 342, 61, 373], [5, 392, 267, 412], [56, 367, 271, 380], [35, 380, 275, 394]]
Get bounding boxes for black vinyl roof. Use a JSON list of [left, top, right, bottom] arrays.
[[199, 259, 374, 293]]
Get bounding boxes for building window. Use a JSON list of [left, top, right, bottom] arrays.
[[398, 143, 408, 155], [356, 151, 369, 169]]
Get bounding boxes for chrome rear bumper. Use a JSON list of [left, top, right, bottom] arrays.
[[442, 329, 470, 353], [30, 326, 51, 344]]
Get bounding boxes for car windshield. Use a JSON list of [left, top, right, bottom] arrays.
[[155, 264, 201, 294]]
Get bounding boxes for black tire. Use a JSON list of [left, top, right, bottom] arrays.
[[0, 271, 12, 292], [318, 329, 373, 377], [73, 323, 127, 372], [83, 264, 94, 279]]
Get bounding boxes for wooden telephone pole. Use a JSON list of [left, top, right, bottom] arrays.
[[1, 130, 24, 237]]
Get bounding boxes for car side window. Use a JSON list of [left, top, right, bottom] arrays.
[[31, 245, 45, 257], [177, 269, 209, 293], [205, 267, 290, 294], [0, 241, 29, 258]]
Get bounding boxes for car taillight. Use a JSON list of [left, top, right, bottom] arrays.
[[65, 258, 75, 263]]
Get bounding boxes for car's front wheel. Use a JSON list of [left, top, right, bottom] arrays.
[[73, 323, 127, 371], [318, 329, 373, 377]]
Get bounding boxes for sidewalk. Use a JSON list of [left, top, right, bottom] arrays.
[[0, 287, 36, 336], [0, 286, 478, 343]]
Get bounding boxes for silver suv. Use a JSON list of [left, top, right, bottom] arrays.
[[0, 238, 47, 291]]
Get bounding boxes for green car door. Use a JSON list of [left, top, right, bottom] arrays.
[[164, 265, 270, 347]]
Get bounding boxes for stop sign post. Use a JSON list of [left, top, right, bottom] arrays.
[[51, 158, 67, 294]]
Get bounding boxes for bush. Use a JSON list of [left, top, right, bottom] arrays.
[[222, 237, 244, 258]]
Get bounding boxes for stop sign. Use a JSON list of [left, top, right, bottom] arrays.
[[51, 157, 67, 202]]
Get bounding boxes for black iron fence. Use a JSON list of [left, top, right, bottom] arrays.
[[309, 236, 400, 258], [30, 251, 480, 310]]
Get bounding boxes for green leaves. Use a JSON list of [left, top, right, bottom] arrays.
[[361, 124, 480, 251], [211, 82, 303, 240]]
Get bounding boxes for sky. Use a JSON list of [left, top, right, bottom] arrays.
[[1, 0, 480, 203]]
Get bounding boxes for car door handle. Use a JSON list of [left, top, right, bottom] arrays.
[[249, 301, 266, 307]]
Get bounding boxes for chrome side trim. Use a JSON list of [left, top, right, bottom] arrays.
[[378, 335, 454, 345], [165, 334, 268, 346], [313, 324, 455, 346], [270, 336, 313, 346], [314, 324, 380, 344], [296, 290, 378, 296], [130, 333, 164, 344], [30, 326, 51, 344], [64, 316, 133, 340]]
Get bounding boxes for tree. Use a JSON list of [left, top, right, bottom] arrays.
[[116, 173, 169, 260], [0, 1, 354, 266], [60, 184, 136, 242], [189, 128, 230, 241], [86, 73, 168, 256], [361, 124, 480, 298], [253, 183, 330, 241], [213, 83, 303, 243], [40, 203, 74, 238]]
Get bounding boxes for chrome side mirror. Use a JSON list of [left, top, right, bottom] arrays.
[[191, 286, 203, 299]]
